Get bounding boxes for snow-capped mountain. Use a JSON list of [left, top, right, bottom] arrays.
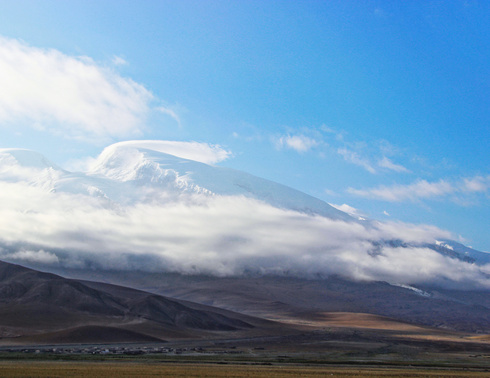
[[0, 143, 353, 221], [434, 240, 490, 265], [0, 148, 65, 190], [0, 142, 488, 282], [89, 142, 354, 221]]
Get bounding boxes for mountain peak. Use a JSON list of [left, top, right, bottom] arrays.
[[0, 148, 62, 171], [87, 141, 354, 221], [0, 148, 65, 191]]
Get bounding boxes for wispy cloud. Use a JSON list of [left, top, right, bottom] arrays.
[[348, 179, 454, 202], [337, 147, 377, 173], [320, 124, 344, 141], [156, 106, 182, 127], [463, 176, 490, 193], [275, 134, 318, 152], [111, 55, 128, 66], [336, 140, 409, 174], [378, 156, 410, 173], [269, 126, 411, 176], [0, 36, 154, 142], [348, 175, 490, 203]]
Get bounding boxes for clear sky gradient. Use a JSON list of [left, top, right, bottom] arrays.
[[0, 0, 488, 251]]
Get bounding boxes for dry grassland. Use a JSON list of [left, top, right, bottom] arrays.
[[0, 361, 488, 377]]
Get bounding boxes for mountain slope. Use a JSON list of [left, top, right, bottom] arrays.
[[59, 269, 490, 334], [0, 260, 266, 343], [435, 240, 490, 264]]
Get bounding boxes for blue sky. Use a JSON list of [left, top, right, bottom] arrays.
[[0, 0, 488, 251]]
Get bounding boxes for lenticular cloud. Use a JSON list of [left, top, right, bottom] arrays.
[[0, 142, 488, 289]]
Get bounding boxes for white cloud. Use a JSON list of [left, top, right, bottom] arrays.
[[0, 36, 154, 142], [0, 142, 487, 288], [378, 156, 410, 173], [0, 177, 487, 288], [337, 148, 377, 174], [112, 55, 128, 66], [348, 179, 453, 202], [348, 175, 490, 203], [156, 106, 182, 127], [3, 249, 59, 265], [272, 127, 412, 178], [276, 135, 318, 152], [92, 140, 232, 166], [329, 203, 368, 219], [463, 176, 490, 193]]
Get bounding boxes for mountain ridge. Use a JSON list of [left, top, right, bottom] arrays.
[[0, 259, 276, 343]]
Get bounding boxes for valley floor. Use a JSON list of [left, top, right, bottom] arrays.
[[1, 261, 489, 375], [0, 360, 489, 377], [0, 322, 489, 377]]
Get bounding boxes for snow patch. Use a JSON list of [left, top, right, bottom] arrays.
[[436, 240, 454, 250]]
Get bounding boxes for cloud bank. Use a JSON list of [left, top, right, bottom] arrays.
[[0, 163, 487, 289], [0, 36, 153, 141]]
